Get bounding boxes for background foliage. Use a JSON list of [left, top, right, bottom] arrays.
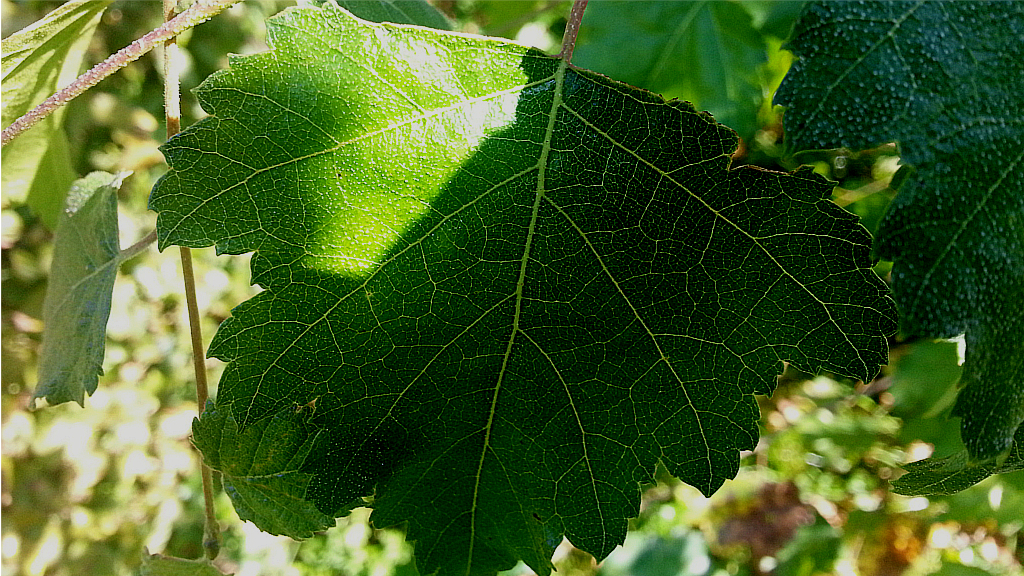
[[2, 1, 1021, 576]]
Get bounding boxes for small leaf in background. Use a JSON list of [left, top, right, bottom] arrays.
[[1, 0, 111, 229], [775, 1, 1024, 469], [140, 550, 231, 576], [34, 171, 126, 407], [892, 426, 1024, 496], [191, 402, 341, 539], [151, 3, 896, 574], [573, 0, 768, 140]]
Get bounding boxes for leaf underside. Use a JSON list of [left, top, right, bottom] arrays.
[[35, 171, 125, 407], [151, 3, 896, 574], [775, 1, 1024, 476]]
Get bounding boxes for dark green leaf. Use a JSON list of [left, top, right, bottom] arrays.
[[892, 425, 1024, 496], [328, 0, 452, 29], [192, 402, 342, 538], [1, 0, 111, 229], [34, 171, 125, 407], [775, 1, 1024, 464], [151, 4, 896, 574], [573, 0, 767, 139]]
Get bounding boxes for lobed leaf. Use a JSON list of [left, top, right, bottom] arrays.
[[192, 402, 342, 538], [775, 1, 1024, 467], [151, 3, 896, 573]]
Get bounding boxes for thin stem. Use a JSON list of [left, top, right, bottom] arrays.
[[162, 0, 219, 561], [1, 0, 240, 147], [117, 229, 157, 263], [181, 245, 219, 560], [558, 0, 589, 64]]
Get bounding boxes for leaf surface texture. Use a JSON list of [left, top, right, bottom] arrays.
[[150, 4, 896, 573], [775, 1, 1024, 465]]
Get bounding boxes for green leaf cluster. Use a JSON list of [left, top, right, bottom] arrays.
[[14, 0, 1023, 573]]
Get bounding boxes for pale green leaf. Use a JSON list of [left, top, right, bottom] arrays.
[[34, 171, 126, 407], [1, 0, 111, 229]]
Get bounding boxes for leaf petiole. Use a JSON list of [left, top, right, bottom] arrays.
[[558, 0, 588, 64]]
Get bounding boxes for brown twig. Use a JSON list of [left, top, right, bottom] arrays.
[[1, 0, 240, 147], [557, 0, 589, 64]]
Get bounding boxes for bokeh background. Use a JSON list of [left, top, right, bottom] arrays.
[[3, 1, 1021, 575]]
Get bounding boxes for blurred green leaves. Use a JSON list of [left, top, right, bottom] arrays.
[[573, 1, 764, 139], [573, 1, 798, 141], [776, 0, 1024, 478], [34, 171, 126, 407], [1, 0, 110, 229]]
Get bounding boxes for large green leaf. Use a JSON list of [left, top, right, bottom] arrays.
[[34, 171, 126, 407], [1, 0, 111, 229], [573, 1, 768, 140], [775, 2, 1024, 468], [150, 3, 896, 574]]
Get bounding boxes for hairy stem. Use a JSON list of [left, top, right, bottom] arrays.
[[558, 0, 589, 64], [1, 0, 240, 147], [161, 0, 219, 561], [117, 229, 157, 264]]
